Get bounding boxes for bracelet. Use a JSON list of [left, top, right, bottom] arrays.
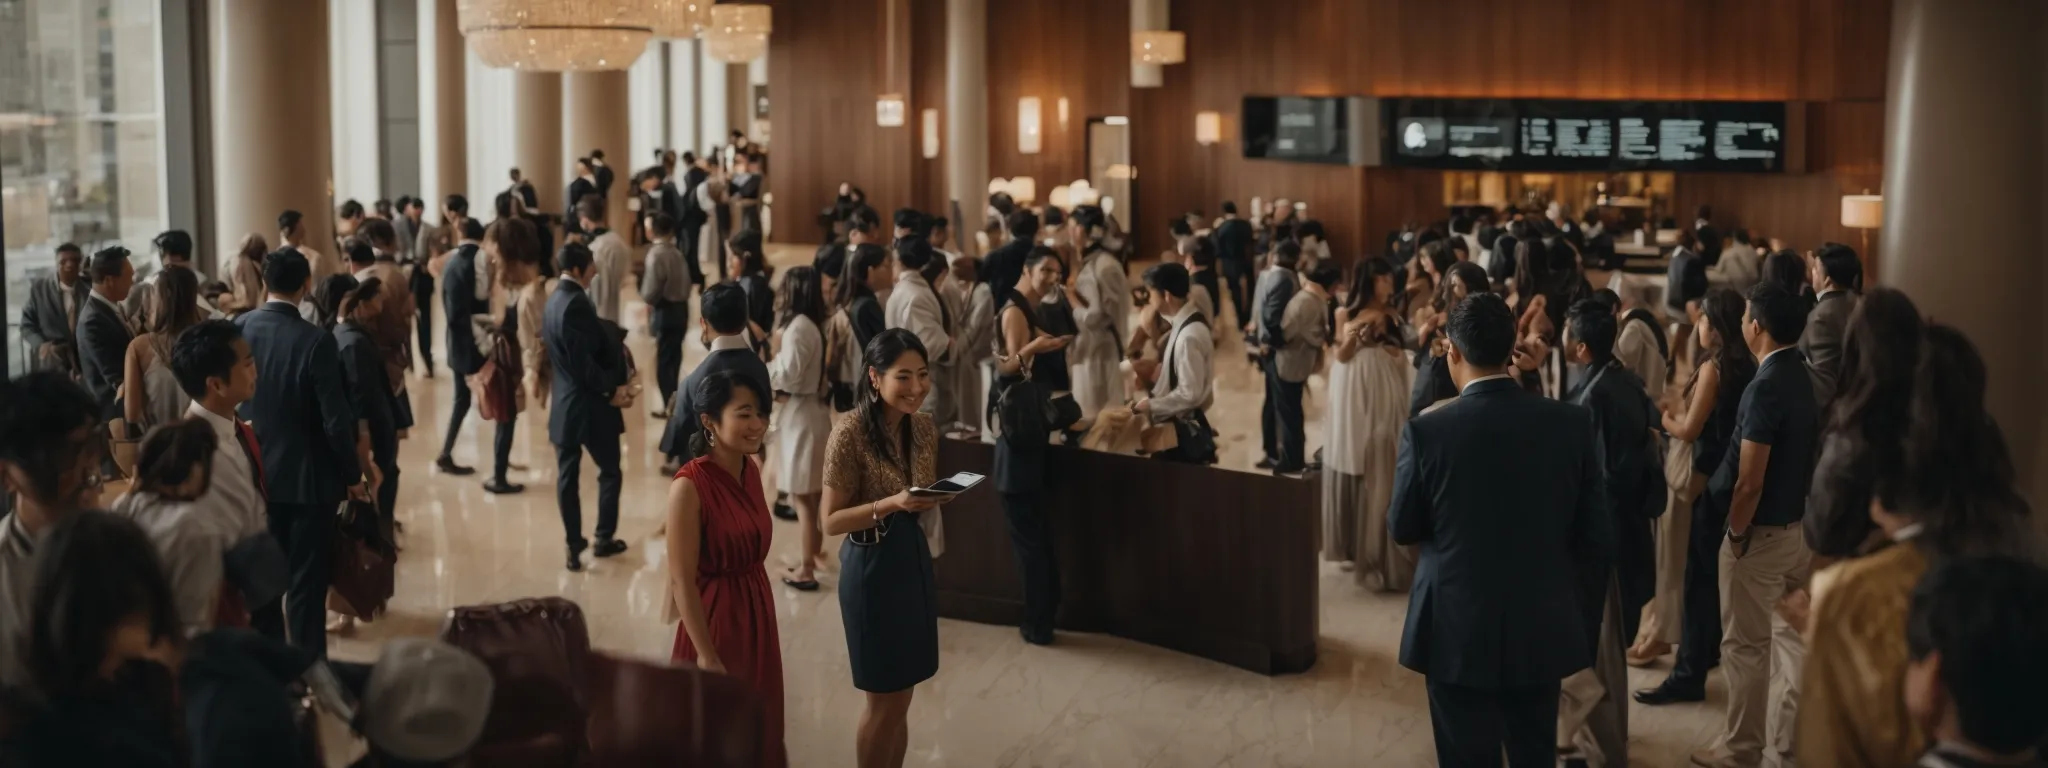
[[870, 503, 880, 526]]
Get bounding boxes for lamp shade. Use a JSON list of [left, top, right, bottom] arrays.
[[1841, 194, 1884, 229], [1009, 177, 1037, 205], [704, 4, 771, 63], [1132, 30, 1185, 65], [459, 0, 654, 71], [1018, 97, 1042, 154], [1195, 111, 1221, 145], [1049, 185, 1072, 210]]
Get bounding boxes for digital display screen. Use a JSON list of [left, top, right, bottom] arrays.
[[1385, 99, 1787, 173], [1243, 96, 1354, 164]]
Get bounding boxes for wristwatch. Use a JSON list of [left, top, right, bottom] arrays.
[[1726, 528, 1750, 543]]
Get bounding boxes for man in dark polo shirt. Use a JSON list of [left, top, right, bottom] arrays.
[[1694, 281, 1819, 768]]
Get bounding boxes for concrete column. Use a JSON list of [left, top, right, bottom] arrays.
[[1880, 0, 2048, 507], [512, 72, 564, 215], [211, 0, 335, 261], [425, 0, 466, 207], [945, 0, 989, 247], [565, 70, 634, 233]]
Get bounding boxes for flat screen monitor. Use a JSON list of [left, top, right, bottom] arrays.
[[1242, 96, 1359, 165], [1383, 98, 1788, 173]]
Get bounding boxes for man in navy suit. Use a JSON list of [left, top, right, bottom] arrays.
[[435, 218, 488, 477], [235, 248, 368, 658], [1389, 293, 1612, 767], [658, 283, 771, 473], [545, 242, 629, 571], [75, 246, 136, 422]]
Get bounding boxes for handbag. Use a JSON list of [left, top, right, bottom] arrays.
[[823, 309, 857, 412], [468, 329, 524, 422], [326, 498, 394, 620]]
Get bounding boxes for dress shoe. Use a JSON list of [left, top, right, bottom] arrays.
[[592, 538, 629, 558], [1632, 680, 1706, 705], [482, 478, 525, 495], [1254, 457, 1277, 470], [435, 456, 476, 476], [567, 541, 588, 572], [772, 502, 797, 521], [1020, 626, 1054, 646]]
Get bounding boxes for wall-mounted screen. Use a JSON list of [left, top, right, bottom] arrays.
[[1242, 96, 1370, 165], [1383, 99, 1788, 173]]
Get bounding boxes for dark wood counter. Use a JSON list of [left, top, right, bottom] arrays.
[[933, 438, 1320, 675]]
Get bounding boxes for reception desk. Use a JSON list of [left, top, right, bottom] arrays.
[[933, 439, 1320, 675]]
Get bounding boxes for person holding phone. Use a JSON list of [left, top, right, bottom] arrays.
[[820, 329, 947, 768], [992, 246, 1073, 647]]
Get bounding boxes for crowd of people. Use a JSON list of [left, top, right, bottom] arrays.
[[8, 147, 2048, 768]]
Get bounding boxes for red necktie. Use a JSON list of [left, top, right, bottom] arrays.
[[235, 421, 267, 499]]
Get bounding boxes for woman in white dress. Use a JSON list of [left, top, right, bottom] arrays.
[[1321, 258, 1416, 591], [771, 266, 834, 590], [1064, 205, 1130, 418]]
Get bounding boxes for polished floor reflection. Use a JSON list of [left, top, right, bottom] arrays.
[[328, 246, 1724, 766]]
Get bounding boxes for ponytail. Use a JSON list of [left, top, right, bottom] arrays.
[[338, 277, 384, 323]]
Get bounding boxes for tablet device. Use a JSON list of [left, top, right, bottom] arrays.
[[910, 472, 984, 497]]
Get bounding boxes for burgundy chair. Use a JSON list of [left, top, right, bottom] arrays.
[[439, 597, 593, 767], [582, 651, 766, 768]]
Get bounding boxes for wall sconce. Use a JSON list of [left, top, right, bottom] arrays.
[[1132, 31, 1185, 65], [875, 94, 906, 127], [1058, 98, 1070, 131], [921, 108, 940, 159], [1195, 111, 1221, 145], [1018, 97, 1042, 154]]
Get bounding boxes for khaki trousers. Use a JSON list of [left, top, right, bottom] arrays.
[[1559, 575, 1629, 767], [1716, 523, 1810, 767], [1636, 478, 1702, 647]]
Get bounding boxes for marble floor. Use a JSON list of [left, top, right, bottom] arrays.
[[325, 245, 1726, 766]]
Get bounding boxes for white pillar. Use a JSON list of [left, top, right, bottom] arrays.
[[945, 0, 989, 244], [1879, 0, 2048, 507], [512, 72, 564, 215], [669, 39, 700, 156], [420, 0, 466, 209], [211, 0, 335, 258], [565, 70, 635, 233]]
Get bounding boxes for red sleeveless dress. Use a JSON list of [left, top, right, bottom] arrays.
[[670, 456, 786, 766]]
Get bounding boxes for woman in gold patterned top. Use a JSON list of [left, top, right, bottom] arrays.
[[1799, 324, 2039, 768], [819, 328, 950, 768]]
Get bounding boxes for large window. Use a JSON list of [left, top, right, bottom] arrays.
[[2, 0, 166, 376]]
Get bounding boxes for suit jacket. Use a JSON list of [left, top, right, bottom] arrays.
[[19, 277, 87, 371], [235, 302, 362, 505], [1800, 290, 1856, 408], [1708, 348, 1820, 528], [335, 321, 398, 464], [441, 244, 489, 376], [679, 169, 711, 229], [1213, 218, 1253, 265], [659, 339, 772, 457], [592, 162, 615, 199], [1388, 377, 1612, 689], [543, 280, 626, 446], [76, 292, 133, 419], [1567, 360, 1659, 638], [1253, 267, 1297, 346]]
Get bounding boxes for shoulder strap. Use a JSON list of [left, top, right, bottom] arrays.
[[1164, 314, 1208, 392]]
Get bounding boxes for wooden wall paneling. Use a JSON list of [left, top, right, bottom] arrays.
[[908, 0, 948, 217], [763, 0, 914, 245], [985, 0, 1130, 199]]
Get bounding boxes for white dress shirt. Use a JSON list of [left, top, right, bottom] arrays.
[[1148, 303, 1214, 420], [885, 270, 952, 363], [183, 400, 268, 539]]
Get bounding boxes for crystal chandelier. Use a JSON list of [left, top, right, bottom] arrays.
[[648, 0, 713, 40], [704, 4, 771, 63], [458, 0, 655, 71]]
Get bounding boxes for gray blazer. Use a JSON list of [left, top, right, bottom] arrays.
[[1800, 290, 1856, 408], [17, 277, 87, 371]]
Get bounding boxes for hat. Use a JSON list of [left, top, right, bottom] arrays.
[[361, 638, 494, 762]]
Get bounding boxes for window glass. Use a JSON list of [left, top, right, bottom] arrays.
[[2, 0, 165, 375]]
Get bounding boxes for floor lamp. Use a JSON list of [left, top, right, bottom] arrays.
[[1841, 193, 1883, 258]]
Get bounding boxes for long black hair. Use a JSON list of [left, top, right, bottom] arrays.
[[1875, 324, 2034, 557], [776, 265, 827, 329], [686, 370, 770, 459], [132, 419, 217, 499], [1830, 288, 1923, 433], [28, 510, 183, 697], [312, 274, 360, 331], [853, 329, 929, 468], [1689, 288, 1757, 399], [1344, 256, 1395, 314], [836, 243, 889, 309], [1762, 249, 1807, 295], [1433, 260, 1490, 314]]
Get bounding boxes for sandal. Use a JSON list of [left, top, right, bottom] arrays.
[[781, 574, 820, 592]]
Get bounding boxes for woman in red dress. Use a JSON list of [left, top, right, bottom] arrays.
[[666, 370, 785, 766]]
